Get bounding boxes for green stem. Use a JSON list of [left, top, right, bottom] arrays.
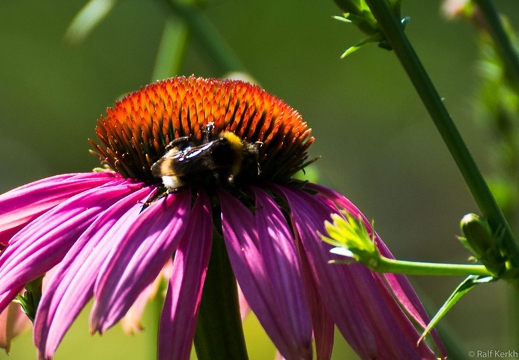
[[165, 0, 247, 75], [473, 0, 519, 86], [375, 258, 492, 277], [152, 15, 189, 81], [149, 292, 162, 358], [194, 228, 248, 359], [363, 0, 519, 268]]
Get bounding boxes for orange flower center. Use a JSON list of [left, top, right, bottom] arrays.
[[90, 76, 314, 187]]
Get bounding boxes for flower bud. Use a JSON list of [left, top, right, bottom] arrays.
[[460, 213, 506, 276]]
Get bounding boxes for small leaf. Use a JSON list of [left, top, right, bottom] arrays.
[[16, 276, 44, 322], [419, 275, 494, 343], [332, 15, 352, 24], [340, 32, 385, 58]]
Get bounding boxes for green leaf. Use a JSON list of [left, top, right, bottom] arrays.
[[151, 16, 189, 81], [340, 32, 385, 58], [419, 275, 494, 343], [15, 276, 43, 322], [65, 0, 117, 44]]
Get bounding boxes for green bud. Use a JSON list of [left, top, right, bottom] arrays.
[[333, 0, 408, 57], [333, 0, 379, 37], [460, 214, 493, 255], [460, 213, 506, 276]]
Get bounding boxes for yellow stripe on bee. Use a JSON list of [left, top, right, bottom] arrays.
[[221, 132, 244, 176]]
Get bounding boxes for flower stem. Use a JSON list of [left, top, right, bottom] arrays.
[[165, 0, 247, 75], [363, 0, 519, 269], [194, 228, 248, 359], [373, 257, 492, 277], [473, 0, 519, 86]]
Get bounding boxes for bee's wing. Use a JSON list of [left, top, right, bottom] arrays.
[[171, 142, 215, 173], [151, 142, 214, 177], [165, 136, 191, 151]]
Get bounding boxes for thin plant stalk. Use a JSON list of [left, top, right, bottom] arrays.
[[364, 0, 519, 270]]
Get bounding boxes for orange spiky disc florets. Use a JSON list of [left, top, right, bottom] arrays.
[[90, 76, 314, 184]]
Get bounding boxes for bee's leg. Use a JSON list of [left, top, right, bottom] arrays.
[[141, 181, 184, 209], [141, 187, 167, 210], [254, 141, 263, 176]]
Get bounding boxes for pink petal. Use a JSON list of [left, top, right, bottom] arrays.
[[308, 183, 429, 320], [90, 190, 192, 333], [298, 250, 334, 360], [0, 172, 120, 245], [308, 183, 445, 357], [159, 191, 212, 360], [237, 285, 250, 321], [121, 259, 173, 334], [0, 291, 31, 353], [251, 187, 313, 356], [34, 187, 152, 360], [278, 185, 438, 359], [219, 189, 310, 360], [121, 260, 169, 335], [0, 180, 137, 297], [0, 288, 23, 315]]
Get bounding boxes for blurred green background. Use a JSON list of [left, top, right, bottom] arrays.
[[2, 0, 519, 359]]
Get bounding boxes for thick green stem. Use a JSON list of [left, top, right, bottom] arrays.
[[194, 229, 248, 360], [165, 0, 247, 75], [363, 0, 519, 269]]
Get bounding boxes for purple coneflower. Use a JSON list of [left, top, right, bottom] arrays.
[[0, 76, 445, 359]]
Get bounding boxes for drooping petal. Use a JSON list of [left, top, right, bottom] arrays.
[[0, 291, 31, 353], [251, 187, 313, 357], [219, 189, 310, 360], [121, 260, 168, 335], [0, 287, 23, 316], [307, 183, 446, 357], [90, 190, 191, 333], [0, 172, 120, 245], [126, 260, 171, 333], [298, 249, 334, 360], [34, 187, 152, 360], [159, 191, 212, 360], [307, 183, 430, 320], [237, 284, 251, 321], [278, 185, 438, 360], [0, 180, 137, 297], [120, 285, 151, 335]]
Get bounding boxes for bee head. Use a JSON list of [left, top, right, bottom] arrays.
[[202, 122, 216, 142]]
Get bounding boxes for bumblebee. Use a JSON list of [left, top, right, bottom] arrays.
[[151, 123, 261, 191]]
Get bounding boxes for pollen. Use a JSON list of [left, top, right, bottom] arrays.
[[90, 76, 315, 184]]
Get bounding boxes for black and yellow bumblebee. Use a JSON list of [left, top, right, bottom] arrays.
[[151, 123, 262, 191]]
